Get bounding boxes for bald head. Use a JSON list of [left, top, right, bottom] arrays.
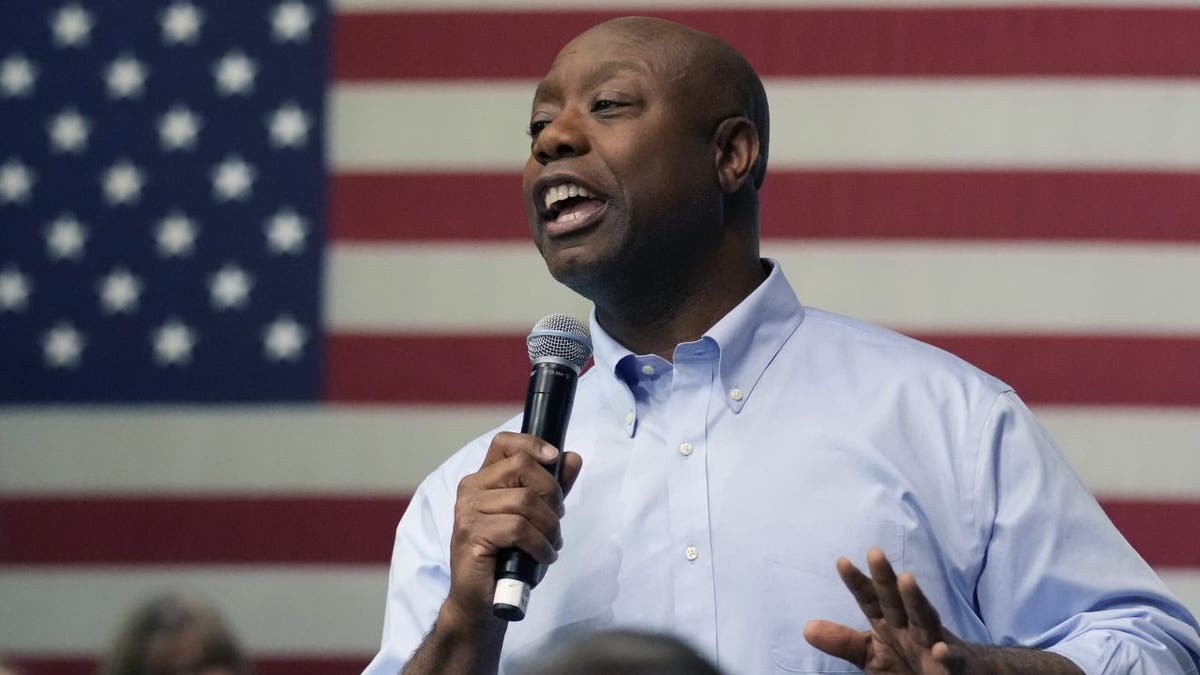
[[524, 16, 770, 318], [564, 17, 770, 189]]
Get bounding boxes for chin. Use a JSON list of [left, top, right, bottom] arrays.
[[541, 249, 602, 297]]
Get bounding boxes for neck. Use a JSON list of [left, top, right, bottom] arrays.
[[594, 253, 767, 360]]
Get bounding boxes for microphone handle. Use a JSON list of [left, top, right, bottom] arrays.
[[492, 360, 578, 621]]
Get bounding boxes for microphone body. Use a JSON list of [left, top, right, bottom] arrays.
[[493, 316, 591, 621]]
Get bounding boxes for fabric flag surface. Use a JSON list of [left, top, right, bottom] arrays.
[[1, 1, 1198, 674]]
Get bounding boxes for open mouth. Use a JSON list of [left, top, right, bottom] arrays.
[[541, 182, 607, 235]]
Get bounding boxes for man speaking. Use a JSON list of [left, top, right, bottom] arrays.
[[364, 17, 1200, 674]]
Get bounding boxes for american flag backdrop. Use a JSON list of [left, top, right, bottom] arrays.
[[1, 1, 1199, 674]]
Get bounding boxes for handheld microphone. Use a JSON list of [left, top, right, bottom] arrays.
[[492, 314, 592, 621]]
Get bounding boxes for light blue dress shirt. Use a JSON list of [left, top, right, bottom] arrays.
[[365, 261, 1200, 674]]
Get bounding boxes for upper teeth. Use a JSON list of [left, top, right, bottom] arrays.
[[544, 183, 593, 210]]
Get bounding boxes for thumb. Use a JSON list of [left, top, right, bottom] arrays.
[[804, 620, 869, 668], [558, 450, 584, 497]]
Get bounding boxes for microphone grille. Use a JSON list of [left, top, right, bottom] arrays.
[[527, 314, 592, 369]]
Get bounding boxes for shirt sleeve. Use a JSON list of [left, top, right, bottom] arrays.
[[972, 391, 1200, 673], [361, 468, 456, 675]]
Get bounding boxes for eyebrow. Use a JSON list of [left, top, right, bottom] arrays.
[[534, 60, 650, 103]]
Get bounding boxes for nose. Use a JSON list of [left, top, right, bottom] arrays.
[[532, 109, 589, 165]]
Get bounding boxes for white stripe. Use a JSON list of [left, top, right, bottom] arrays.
[[0, 566, 386, 654], [325, 241, 1200, 334], [0, 406, 514, 495], [329, 80, 1200, 171], [1, 565, 1195, 653], [1039, 407, 1200, 499], [335, 0, 1200, 9], [324, 242, 594, 333], [2, 406, 1197, 498], [1160, 570, 1200, 624]]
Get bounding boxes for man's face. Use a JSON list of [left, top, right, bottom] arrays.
[[522, 26, 722, 295]]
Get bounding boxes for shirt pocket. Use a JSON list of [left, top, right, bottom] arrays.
[[762, 522, 905, 673]]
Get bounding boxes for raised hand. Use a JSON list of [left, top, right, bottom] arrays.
[[804, 548, 1082, 675]]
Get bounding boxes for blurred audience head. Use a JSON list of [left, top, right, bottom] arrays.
[[99, 592, 252, 675], [512, 629, 726, 675]]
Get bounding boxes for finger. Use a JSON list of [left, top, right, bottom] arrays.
[[867, 547, 909, 630], [898, 571, 945, 648], [466, 448, 566, 502], [804, 620, 871, 668], [836, 556, 885, 625], [485, 513, 559, 564], [472, 488, 563, 547], [481, 431, 559, 469]]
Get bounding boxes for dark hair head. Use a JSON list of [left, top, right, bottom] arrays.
[[512, 629, 726, 675], [99, 593, 253, 675]]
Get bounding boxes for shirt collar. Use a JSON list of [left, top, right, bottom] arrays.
[[702, 259, 805, 412], [589, 259, 805, 413]]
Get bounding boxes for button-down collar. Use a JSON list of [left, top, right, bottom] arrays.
[[589, 259, 805, 416]]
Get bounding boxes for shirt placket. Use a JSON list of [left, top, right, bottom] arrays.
[[665, 348, 719, 657]]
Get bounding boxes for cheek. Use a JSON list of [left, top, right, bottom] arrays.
[[521, 161, 542, 222], [521, 159, 539, 200]]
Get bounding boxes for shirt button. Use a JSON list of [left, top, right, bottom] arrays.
[[640, 364, 655, 375], [685, 545, 699, 561], [624, 411, 635, 426], [678, 442, 694, 456], [729, 388, 744, 401]]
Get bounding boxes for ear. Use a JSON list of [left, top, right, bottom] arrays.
[[713, 116, 761, 195]]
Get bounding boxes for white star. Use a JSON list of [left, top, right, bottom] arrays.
[[267, 102, 311, 148], [97, 267, 143, 314], [271, 2, 314, 43], [43, 321, 85, 369], [263, 315, 307, 362], [104, 54, 148, 99], [209, 262, 253, 310], [0, 158, 35, 203], [213, 50, 257, 96], [152, 318, 197, 366], [0, 266, 32, 312], [0, 54, 36, 97], [46, 213, 87, 260], [157, 104, 202, 151], [101, 159, 145, 205], [265, 207, 307, 255], [47, 108, 90, 154], [211, 156, 255, 201], [161, 2, 203, 45], [50, 3, 94, 47], [155, 211, 198, 257]]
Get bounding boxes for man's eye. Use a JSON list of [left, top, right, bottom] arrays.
[[527, 120, 549, 138], [592, 99, 625, 112]]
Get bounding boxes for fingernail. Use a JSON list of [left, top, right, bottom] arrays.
[[540, 444, 559, 461], [557, 501, 566, 517]]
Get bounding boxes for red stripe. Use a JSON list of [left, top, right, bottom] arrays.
[[0, 496, 408, 565], [324, 333, 530, 403], [329, 171, 1200, 243], [920, 334, 1200, 407], [1103, 500, 1200, 568], [5, 656, 368, 675], [333, 8, 1200, 80], [1, 496, 1196, 566], [325, 333, 1200, 407]]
